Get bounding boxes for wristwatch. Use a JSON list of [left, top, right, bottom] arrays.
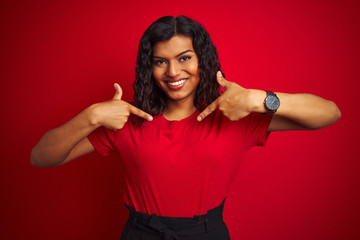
[[263, 91, 280, 114]]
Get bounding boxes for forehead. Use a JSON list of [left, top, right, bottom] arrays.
[[153, 35, 194, 57]]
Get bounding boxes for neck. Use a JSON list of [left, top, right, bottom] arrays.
[[163, 98, 197, 121]]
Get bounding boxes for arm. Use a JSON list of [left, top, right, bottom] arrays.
[[31, 83, 153, 168], [247, 90, 341, 131], [197, 71, 341, 131], [31, 107, 97, 167]]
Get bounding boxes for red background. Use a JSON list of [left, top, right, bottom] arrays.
[[1, 0, 359, 239]]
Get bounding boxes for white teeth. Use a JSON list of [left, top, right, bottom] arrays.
[[168, 79, 186, 86]]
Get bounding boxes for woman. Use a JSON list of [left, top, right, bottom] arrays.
[[31, 16, 341, 239]]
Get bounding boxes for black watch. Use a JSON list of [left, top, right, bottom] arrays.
[[263, 91, 280, 114]]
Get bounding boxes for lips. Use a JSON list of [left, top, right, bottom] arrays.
[[166, 78, 188, 90]]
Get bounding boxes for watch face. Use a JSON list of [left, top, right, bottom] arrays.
[[265, 95, 280, 111]]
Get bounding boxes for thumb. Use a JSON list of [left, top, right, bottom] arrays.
[[113, 83, 123, 100], [217, 71, 228, 88]]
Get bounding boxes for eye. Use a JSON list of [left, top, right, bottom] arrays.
[[179, 55, 191, 62], [153, 59, 166, 66]]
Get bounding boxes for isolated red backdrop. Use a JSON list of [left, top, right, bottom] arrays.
[[1, 0, 359, 239]]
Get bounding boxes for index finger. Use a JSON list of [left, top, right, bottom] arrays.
[[128, 104, 153, 121], [197, 99, 219, 121]]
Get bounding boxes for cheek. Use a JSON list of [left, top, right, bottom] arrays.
[[188, 61, 199, 76], [152, 68, 161, 82], [152, 68, 165, 89]]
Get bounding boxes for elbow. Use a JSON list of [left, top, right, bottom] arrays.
[[30, 147, 45, 167], [304, 101, 341, 131], [315, 101, 341, 130], [31, 147, 38, 166], [335, 103, 341, 122], [330, 101, 341, 124], [30, 147, 57, 168]]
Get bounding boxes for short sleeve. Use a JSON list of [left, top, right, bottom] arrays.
[[240, 112, 273, 147], [87, 127, 114, 156]]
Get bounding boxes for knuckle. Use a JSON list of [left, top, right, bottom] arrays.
[[229, 115, 239, 121], [123, 103, 130, 110], [223, 97, 231, 104], [207, 106, 215, 112]]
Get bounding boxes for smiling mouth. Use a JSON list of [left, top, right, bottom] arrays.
[[168, 79, 186, 86], [165, 78, 188, 90]]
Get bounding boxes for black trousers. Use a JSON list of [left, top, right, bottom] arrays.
[[120, 200, 231, 240]]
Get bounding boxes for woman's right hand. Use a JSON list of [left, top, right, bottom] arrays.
[[90, 83, 153, 131], [31, 83, 152, 167]]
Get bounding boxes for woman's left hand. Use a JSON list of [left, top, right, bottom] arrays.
[[197, 71, 258, 121], [197, 71, 341, 131]]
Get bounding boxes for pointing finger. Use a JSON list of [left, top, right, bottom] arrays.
[[197, 99, 219, 121], [128, 104, 153, 121], [113, 83, 123, 100]]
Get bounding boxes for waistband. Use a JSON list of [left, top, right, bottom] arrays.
[[125, 200, 226, 240]]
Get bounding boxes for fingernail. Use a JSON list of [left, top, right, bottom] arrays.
[[197, 116, 202, 121], [114, 84, 117, 90], [148, 116, 153, 121], [217, 71, 222, 78]]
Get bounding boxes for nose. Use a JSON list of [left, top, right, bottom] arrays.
[[167, 60, 181, 78]]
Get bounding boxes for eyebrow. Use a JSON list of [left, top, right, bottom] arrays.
[[153, 50, 194, 59]]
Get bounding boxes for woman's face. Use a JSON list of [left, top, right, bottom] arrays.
[[152, 35, 200, 104]]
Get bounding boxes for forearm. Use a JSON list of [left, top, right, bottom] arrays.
[[31, 105, 99, 167], [249, 90, 341, 130]]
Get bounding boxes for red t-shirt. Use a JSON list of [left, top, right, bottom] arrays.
[[87, 109, 272, 217]]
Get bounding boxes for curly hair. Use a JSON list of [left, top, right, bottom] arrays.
[[132, 16, 223, 125]]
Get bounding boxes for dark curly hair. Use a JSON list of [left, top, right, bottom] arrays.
[[132, 16, 223, 125]]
